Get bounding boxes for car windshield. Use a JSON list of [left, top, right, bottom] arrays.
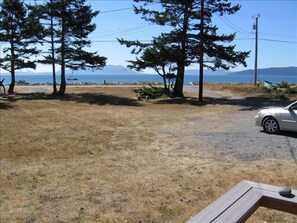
[[290, 102, 297, 110], [285, 101, 297, 109]]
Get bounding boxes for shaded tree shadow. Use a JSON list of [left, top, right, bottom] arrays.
[[5, 92, 142, 106], [156, 96, 291, 111], [62, 92, 142, 106], [3, 91, 293, 109], [0, 101, 16, 110], [154, 97, 202, 106]]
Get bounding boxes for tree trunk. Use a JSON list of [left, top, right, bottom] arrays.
[[172, 64, 184, 97], [51, 60, 58, 95], [160, 66, 169, 96], [59, 68, 66, 95], [50, 0, 57, 95], [162, 75, 169, 96], [198, 0, 204, 102], [172, 2, 189, 98], [8, 72, 15, 94], [8, 41, 15, 94], [59, 10, 66, 96]]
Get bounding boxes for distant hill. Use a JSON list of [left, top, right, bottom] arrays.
[[230, 67, 297, 76], [185, 69, 231, 76], [73, 65, 140, 75], [6, 65, 142, 76], [4, 65, 296, 77], [176, 67, 297, 76]]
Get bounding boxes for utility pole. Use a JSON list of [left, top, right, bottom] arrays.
[[198, 0, 204, 102], [253, 14, 260, 86]]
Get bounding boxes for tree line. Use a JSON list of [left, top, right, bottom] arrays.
[[0, 0, 249, 99], [0, 0, 106, 95]]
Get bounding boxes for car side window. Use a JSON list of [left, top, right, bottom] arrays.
[[290, 104, 297, 110]]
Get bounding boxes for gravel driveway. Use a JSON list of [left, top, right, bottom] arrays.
[[175, 86, 297, 161]]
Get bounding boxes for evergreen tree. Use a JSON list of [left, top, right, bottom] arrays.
[[120, 0, 249, 98], [0, 0, 43, 94], [29, 0, 59, 94], [118, 38, 177, 96], [48, 0, 107, 95]]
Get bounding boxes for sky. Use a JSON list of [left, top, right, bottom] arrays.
[[90, 0, 297, 73], [1, 0, 297, 73]]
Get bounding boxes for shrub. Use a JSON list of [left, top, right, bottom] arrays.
[[274, 92, 290, 101], [253, 83, 297, 101], [255, 86, 273, 94], [285, 86, 297, 95], [278, 81, 289, 88], [133, 85, 166, 99]]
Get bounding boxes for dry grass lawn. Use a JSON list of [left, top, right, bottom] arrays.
[[0, 86, 296, 223]]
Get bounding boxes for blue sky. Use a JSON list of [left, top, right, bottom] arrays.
[[1, 0, 297, 73], [90, 0, 297, 73]]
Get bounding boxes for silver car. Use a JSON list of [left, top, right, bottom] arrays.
[[255, 101, 297, 134]]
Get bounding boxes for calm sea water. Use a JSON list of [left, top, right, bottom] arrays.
[[0, 73, 296, 85]]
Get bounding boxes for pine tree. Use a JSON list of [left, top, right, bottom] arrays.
[[48, 0, 107, 95], [120, 0, 249, 98], [0, 0, 43, 94], [118, 38, 178, 96], [29, 0, 59, 94]]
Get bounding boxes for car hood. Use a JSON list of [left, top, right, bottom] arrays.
[[259, 107, 285, 114]]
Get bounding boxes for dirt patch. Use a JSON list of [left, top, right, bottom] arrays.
[[1, 86, 296, 222]]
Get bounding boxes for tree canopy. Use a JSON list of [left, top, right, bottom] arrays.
[[38, 0, 107, 95], [119, 0, 250, 98], [0, 0, 43, 94], [0, 0, 107, 95]]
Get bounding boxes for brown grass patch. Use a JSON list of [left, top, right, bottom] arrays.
[[204, 83, 256, 94], [1, 86, 296, 222]]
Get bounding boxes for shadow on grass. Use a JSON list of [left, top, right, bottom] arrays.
[[156, 96, 290, 111], [0, 101, 16, 110], [2, 91, 293, 110], [4, 92, 142, 107]]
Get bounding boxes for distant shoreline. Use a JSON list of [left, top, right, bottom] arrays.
[[1, 74, 296, 85], [3, 80, 297, 88]]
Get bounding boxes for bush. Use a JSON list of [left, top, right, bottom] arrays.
[[253, 83, 297, 101], [133, 85, 166, 99], [278, 81, 290, 88], [285, 86, 297, 95], [274, 92, 290, 101], [255, 86, 273, 94]]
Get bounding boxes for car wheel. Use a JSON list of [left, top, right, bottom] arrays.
[[263, 117, 279, 134]]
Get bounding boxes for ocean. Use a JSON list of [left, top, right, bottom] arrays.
[[0, 73, 296, 85]]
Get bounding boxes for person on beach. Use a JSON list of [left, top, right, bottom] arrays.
[[0, 79, 5, 95]]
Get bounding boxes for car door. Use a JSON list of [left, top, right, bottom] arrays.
[[280, 104, 297, 131]]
